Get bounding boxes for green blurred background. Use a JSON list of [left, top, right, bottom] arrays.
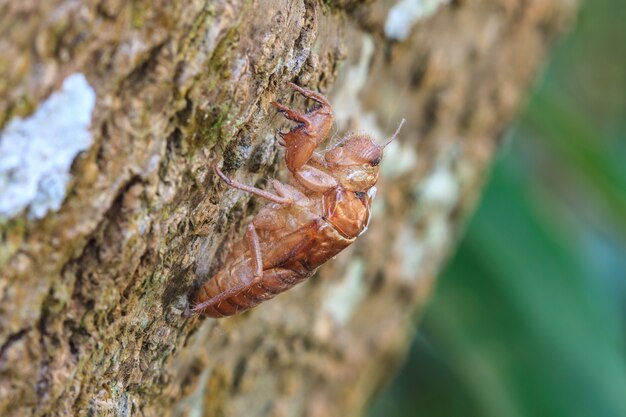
[[368, 1, 626, 416]]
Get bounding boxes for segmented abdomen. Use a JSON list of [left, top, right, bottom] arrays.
[[194, 263, 311, 317], [193, 218, 351, 317], [193, 187, 373, 318]]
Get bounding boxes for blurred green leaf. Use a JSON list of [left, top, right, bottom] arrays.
[[367, 1, 626, 416]]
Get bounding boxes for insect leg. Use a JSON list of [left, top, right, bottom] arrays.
[[287, 82, 331, 108], [272, 83, 333, 172], [270, 180, 309, 202], [276, 130, 287, 147], [271, 101, 312, 127], [245, 223, 263, 278], [191, 280, 250, 316], [214, 165, 292, 205]]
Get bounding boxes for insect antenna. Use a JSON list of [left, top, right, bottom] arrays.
[[382, 118, 406, 148]]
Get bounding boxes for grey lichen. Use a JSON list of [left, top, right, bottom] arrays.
[[385, 0, 451, 41], [0, 73, 96, 220]]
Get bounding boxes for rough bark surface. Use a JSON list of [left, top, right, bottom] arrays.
[[0, 0, 576, 416]]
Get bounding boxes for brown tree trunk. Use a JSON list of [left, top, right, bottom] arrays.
[[0, 0, 577, 416]]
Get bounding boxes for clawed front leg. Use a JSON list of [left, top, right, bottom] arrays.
[[271, 82, 334, 172], [287, 82, 331, 109], [214, 165, 293, 205], [271, 101, 312, 128], [270, 82, 331, 125]]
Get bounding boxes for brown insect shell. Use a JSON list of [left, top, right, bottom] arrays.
[[191, 82, 401, 318]]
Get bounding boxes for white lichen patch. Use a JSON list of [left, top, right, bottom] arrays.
[[420, 164, 459, 208], [394, 227, 425, 281], [395, 154, 461, 282], [0, 73, 96, 220], [332, 35, 375, 132], [322, 259, 366, 325], [332, 36, 407, 154], [385, 0, 451, 41]]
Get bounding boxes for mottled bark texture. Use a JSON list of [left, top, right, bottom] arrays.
[[0, 0, 576, 416]]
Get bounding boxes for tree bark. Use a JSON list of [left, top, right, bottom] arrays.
[[0, 0, 577, 416]]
